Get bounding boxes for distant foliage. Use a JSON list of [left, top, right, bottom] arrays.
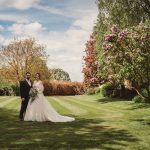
[[0, 76, 12, 88], [43, 80, 85, 96], [132, 95, 145, 103], [0, 87, 14, 96], [86, 87, 96, 95], [100, 83, 115, 98], [49, 68, 71, 81], [0, 76, 15, 96], [11, 85, 20, 96], [86, 87, 101, 95]]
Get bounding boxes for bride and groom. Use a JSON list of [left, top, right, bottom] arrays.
[[19, 72, 75, 122]]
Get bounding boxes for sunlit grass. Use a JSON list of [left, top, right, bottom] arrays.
[[0, 95, 150, 150]]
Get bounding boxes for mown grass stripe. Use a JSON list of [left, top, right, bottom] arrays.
[[74, 96, 146, 119], [0, 96, 7, 99], [70, 95, 101, 102], [54, 96, 122, 121], [61, 97, 99, 112], [6, 98, 20, 110], [56, 96, 92, 114], [0, 96, 11, 102], [0, 97, 18, 107], [60, 96, 104, 110], [51, 97, 87, 115], [67, 97, 127, 120], [46, 97, 71, 114]]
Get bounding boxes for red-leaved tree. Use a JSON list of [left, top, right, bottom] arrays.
[[82, 33, 99, 88]]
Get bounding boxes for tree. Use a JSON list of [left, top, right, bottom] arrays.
[[100, 23, 150, 102], [82, 33, 101, 87], [0, 38, 49, 83], [49, 68, 71, 81], [96, 0, 150, 28], [27, 57, 50, 80], [0, 75, 12, 88], [94, 0, 150, 85]]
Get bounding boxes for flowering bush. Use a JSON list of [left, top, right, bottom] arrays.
[[29, 87, 38, 103], [101, 23, 150, 102], [43, 80, 85, 96]]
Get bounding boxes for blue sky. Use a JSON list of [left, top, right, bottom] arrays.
[[0, 0, 98, 81]]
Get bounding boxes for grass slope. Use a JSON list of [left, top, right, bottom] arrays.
[[0, 95, 150, 150]]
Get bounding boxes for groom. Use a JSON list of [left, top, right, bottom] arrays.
[[19, 72, 32, 121]]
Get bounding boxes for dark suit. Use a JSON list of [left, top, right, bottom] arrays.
[[19, 79, 32, 119]]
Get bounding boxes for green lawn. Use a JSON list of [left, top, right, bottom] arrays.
[[0, 95, 150, 150]]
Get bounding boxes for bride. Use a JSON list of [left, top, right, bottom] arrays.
[[24, 73, 75, 122]]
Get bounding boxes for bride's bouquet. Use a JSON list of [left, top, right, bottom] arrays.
[[29, 87, 38, 103]]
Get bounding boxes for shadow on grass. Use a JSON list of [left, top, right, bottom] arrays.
[[128, 103, 150, 110], [97, 97, 130, 104], [131, 118, 150, 126], [0, 108, 139, 150], [97, 97, 150, 111]]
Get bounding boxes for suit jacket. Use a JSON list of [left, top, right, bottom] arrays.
[[20, 79, 33, 99]]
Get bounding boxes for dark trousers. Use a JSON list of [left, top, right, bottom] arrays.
[[19, 98, 29, 119]]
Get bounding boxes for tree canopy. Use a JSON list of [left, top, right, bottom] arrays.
[[0, 38, 49, 83], [49, 68, 71, 81]]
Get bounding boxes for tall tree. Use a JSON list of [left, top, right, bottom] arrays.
[[82, 33, 100, 87], [96, 0, 150, 28], [95, 0, 150, 45], [0, 38, 49, 83], [95, 0, 150, 81]]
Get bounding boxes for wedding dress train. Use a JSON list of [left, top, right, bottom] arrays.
[[24, 80, 75, 122]]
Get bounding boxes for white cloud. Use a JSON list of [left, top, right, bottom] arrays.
[[38, 12, 98, 81], [0, 0, 40, 10], [6, 10, 98, 81], [73, 14, 97, 30], [3, 12, 98, 81], [33, 4, 64, 15], [33, 2, 97, 19], [0, 14, 29, 23], [8, 22, 45, 36], [0, 25, 4, 31], [0, 35, 5, 45], [2, 1, 98, 81]]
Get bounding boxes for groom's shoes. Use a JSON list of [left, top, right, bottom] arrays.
[[19, 118, 24, 121]]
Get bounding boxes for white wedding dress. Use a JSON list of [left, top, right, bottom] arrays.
[[24, 80, 75, 122]]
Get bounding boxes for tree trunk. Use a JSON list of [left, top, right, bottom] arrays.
[[135, 88, 150, 103]]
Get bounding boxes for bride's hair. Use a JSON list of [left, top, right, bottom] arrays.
[[36, 73, 41, 79]]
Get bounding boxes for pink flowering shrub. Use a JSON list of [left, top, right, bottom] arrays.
[[100, 23, 150, 102]]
